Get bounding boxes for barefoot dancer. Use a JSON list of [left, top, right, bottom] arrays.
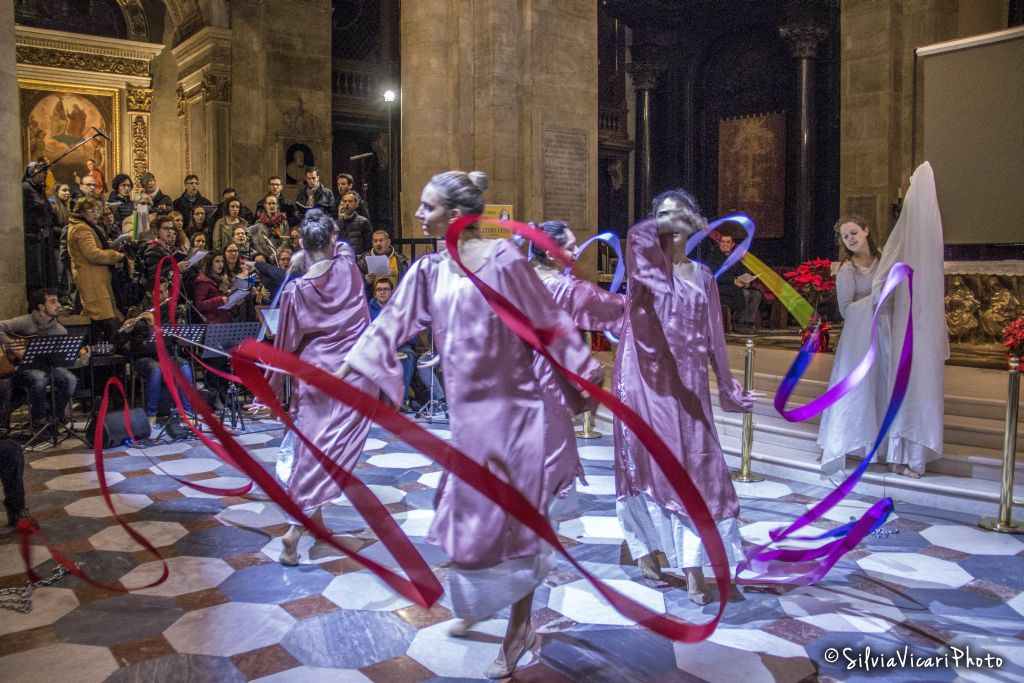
[[269, 209, 375, 565], [342, 171, 602, 678], [614, 189, 754, 604]]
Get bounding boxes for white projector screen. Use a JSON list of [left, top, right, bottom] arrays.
[[917, 27, 1024, 245]]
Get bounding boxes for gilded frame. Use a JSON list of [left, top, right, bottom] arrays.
[[18, 78, 121, 191]]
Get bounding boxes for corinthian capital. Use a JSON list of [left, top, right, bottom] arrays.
[[779, 22, 829, 60]]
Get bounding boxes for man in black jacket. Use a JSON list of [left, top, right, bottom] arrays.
[[337, 191, 373, 255], [172, 174, 212, 234], [293, 166, 334, 222]]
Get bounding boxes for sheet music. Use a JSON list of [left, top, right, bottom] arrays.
[[186, 249, 208, 268], [220, 289, 249, 310], [365, 255, 391, 276], [261, 308, 281, 336]]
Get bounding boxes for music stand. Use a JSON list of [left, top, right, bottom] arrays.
[[22, 335, 85, 448], [147, 324, 207, 440], [415, 337, 448, 424], [202, 322, 261, 430]]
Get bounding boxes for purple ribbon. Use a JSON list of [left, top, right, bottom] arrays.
[[736, 262, 914, 583], [685, 212, 755, 277], [572, 231, 625, 343]]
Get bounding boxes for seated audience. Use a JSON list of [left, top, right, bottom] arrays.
[[707, 232, 762, 334]]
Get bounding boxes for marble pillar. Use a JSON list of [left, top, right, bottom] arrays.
[[400, 0, 599, 274], [780, 21, 827, 265], [628, 55, 664, 219], [1, 2, 26, 318]]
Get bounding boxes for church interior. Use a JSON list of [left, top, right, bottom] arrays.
[[1, 0, 1023, 681]]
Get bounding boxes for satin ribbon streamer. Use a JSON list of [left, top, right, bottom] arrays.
[[572, 231, 625, 343], [735, 263, 913, 583]]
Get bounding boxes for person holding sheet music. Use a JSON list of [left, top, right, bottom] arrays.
[[705, 231, 761, 334], [193, 252, 232, 325], [0, 290, 82, 434], [67, 197, 128, 344], [269, 209, 376, 567]]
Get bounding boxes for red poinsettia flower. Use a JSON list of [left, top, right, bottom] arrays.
[[1003, 318, 1024, 359]]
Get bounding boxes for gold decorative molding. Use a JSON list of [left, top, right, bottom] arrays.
[[199, 71, 231, 103], [130, 114, 149, 184], [15, 25, 164, 63], [126, 86, 154, 112], [16, 46, 149, 77]]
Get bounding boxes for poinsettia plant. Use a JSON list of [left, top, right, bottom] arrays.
[[1003, 318, 1024, 360], [784, 258, 836, 316]]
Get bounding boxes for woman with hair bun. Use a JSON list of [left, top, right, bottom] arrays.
[[271, 208, 377, 566], [530, 220, 625, 514], [342, 171, 603, 678]]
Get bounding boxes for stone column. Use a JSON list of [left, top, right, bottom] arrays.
[[628, 54, 665, 217], [173, 28, 233, 196], [126, 86, 154, 185], [780, 21, 827, 264], [0, 2, 25, 318]]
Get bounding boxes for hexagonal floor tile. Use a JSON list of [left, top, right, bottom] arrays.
[[45, 471, 124, 492], [252, 668, 372, 682], [674, 631, 815, 683], [0, 587, 79, 636], [548, 578, 665, 626], [417, 471, 442, 488], [323, 571, 415, 612], [234, 431, 277, 446], [89, 520, 188, 552], [216, 501, 288, 528], [0, 541, 53, 578], [576, 475, 616, 497], [779, 585, 905, 634], [921, 524, 1024, 556], [219, 562, 333, 604], [558, 516, 625, 545], [333, 484, 406, 507], [856, 552, 973, 589], [164, 602, 295, 656], [30, 452, 95, 469], [120, 555, 234, 596], [54, 594, 184, 646], [394, 509, 435, 537], [804, 498, 899, 524], [106, 654, 246, 683], [0, 643, 118, 683], [366, 452, 432, 469], [734, 480, 792, 500], [740, 521, 831, 549], [152, 457, 222, 476], [178, 476, 250, 498], [281, 610, 415, 669], [64, 493, 152, 518], [363, 438, 388, 451], [406, 618, 520, 679]]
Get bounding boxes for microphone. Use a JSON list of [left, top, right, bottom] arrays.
[[91, 127, 110, 140], [349, 152, 373, 160]]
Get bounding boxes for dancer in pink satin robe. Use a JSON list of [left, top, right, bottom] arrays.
[[342, 172, 603, 679], [613, 189, 754, 604], [269, 209, 376, 566], [530, 219, 625, 513]]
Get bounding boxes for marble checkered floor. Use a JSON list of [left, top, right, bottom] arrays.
[[1, 422, 1023, 682]]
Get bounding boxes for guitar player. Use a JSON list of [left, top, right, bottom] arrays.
[[0, 289, 83, 436]]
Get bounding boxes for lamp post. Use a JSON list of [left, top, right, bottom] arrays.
[[383, 89, 397, 236]]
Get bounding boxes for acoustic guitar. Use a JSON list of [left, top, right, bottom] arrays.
[[0, 334, 30, 379]]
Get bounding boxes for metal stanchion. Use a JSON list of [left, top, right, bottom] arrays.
[[576, 331, 602, 439], [979, 355, 1023, 534], [731, 338, 763, 483]]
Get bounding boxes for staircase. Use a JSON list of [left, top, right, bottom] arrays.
[[590, 344, 1024, 517]]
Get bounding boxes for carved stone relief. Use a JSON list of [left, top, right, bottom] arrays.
[[15, 46, 148, 77], [126, 86, 154, 113], [131, 114, 150, 184]]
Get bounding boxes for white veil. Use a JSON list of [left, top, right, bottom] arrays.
[[873, 161, 949, 465]]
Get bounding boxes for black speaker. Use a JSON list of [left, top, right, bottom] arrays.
[[85, 409, 151, 448]]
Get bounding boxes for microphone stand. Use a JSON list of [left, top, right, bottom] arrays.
[[23, 129, 107, 181]]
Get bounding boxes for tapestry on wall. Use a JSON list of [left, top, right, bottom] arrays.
[[717, 112, 786, 239]]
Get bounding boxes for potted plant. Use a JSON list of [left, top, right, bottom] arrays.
[[783, 258, 837, 352]]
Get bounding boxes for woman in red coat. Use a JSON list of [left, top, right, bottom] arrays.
[[192, 251, 231, 324]]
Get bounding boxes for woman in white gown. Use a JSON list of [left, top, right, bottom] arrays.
[[818, 161, 948, 480]]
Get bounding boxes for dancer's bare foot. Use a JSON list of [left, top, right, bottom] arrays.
[[638, 553, 662, 580], [889, 463, 923, 479], [484, 591, 537, 678], [685, 567, 710, 605], [279, 525, 303, 566]]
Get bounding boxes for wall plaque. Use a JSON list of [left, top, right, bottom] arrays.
[[542, 127, 588, 229]]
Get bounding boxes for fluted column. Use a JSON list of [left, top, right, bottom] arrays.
[[0, 1, 24, 318], [629, 56, 665, 217], [780, 21, 827, 263]]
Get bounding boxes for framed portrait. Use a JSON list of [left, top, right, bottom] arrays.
[[18, 79, 120, 193], [717, 112, 786, 239], [284, 143, 314, 185]]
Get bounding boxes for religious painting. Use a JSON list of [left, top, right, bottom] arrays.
[[19, 79, 119, 193], [717, 112, 786, 239], [284, 143, 315, 185]]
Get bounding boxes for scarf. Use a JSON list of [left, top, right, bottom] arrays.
[[258, 208, 287, 236]]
